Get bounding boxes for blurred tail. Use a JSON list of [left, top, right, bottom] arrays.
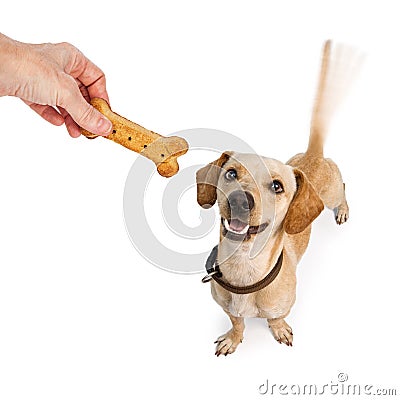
[[307, 40, 363, 156]]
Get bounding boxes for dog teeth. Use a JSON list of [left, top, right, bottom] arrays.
[[223, 218, 231, 232], [237, 225, 250, 234], [223, 218, 249, 234]]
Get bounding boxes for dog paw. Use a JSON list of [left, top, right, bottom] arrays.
[[335, 203, 349, 225], [214, 330, 243, 356], [268, 319, 293, 347]]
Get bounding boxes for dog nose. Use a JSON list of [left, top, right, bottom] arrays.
[[228, 190, 255, 212]]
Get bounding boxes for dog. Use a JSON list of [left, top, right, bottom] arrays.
[[196, 41, 359, 356]]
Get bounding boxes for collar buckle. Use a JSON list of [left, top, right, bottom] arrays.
[[202, 270, 219, 283], [202, 244, 222, 283]]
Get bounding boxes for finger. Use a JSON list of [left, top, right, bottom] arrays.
[[77, 79, 90, 103], [58, 107, 82, 138], [23, 101, 65, 126], [67, 50, 110, 103], [86, 72, 109, 104], [59, 77, 112, 136]]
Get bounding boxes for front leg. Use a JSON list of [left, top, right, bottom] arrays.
[[215, 312, 245, 356], [268, 317, 293, 347]]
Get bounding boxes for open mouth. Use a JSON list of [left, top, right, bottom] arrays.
[[222, 218, 250, 235], [221, 217, 270, 240]]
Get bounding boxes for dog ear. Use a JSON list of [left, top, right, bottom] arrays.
[[196, 151, 232, 208], [284, 169, 324, 234]]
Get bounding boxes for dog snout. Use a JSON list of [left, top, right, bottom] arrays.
[[227, 190, 255, 213]]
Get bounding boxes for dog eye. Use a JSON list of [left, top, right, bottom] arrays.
[[272, 180, 284, 193], [225, 169, 237, 181]]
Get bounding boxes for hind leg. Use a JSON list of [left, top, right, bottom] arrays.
[[319, 159, 349, 225], [334, 183, 349, 225]]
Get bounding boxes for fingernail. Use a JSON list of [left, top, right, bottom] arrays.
[[97, 117, 112, 135]]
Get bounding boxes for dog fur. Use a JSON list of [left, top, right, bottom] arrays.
[[196, 41, 356, 355]]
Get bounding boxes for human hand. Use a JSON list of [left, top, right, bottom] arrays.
[[0, 34, 112, 137]]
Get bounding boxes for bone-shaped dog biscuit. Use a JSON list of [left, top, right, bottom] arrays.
[[81, 98, 188, 177]]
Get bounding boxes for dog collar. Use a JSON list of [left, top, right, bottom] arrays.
[[202, 245, 283, 295], [221, 218, 269, 241]]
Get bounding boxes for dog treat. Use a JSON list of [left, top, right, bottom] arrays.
[[81, 98, 188, 177]]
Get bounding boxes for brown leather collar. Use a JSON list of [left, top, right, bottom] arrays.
[[221, 218, 269, 241], [202, 245, 283, 295]]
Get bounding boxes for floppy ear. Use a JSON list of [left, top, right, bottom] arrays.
[[196, 151, 232, 208], [284, 169, 324, 234]]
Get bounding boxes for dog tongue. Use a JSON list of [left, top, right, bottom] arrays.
[[229, 219, 248, 233]]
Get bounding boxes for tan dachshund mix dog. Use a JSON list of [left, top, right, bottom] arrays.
[[196, 41, 359, 356]]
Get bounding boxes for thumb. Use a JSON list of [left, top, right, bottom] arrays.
[[61, 86, 112, 136]]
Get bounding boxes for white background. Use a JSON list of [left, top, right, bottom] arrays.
[[1, 1, 399, 399]]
